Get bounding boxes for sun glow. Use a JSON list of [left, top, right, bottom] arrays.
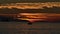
[[0, 2, 60, 9], [17, 13, 60, 22]]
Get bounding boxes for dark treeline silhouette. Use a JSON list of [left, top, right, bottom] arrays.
[[0, 6, 60, 22], [0, 16, 29, 22], [0, 16, 14, 21]]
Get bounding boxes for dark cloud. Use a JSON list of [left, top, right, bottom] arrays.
[[0, 0, 59, 4]]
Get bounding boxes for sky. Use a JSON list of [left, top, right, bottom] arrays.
[[0, 0, 59, 4], [0, 0, 59, 14]]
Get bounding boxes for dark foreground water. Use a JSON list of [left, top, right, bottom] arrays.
[[0, 22, 60, 34]]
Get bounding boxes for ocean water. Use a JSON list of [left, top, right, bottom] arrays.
[[0, 22, 60, 34]]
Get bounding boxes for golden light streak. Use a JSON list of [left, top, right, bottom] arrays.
[[0, 2, 60, 9], [17, 13, 60, 22]]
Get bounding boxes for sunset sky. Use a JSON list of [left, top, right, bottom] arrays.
[[0, 2, 60, 9], [0, 0, 59, 4]]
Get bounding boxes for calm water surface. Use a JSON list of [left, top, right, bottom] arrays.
[[0, 22, 60, 34]]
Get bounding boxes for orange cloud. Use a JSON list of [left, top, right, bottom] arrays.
[[0, 2, 60, 9]]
